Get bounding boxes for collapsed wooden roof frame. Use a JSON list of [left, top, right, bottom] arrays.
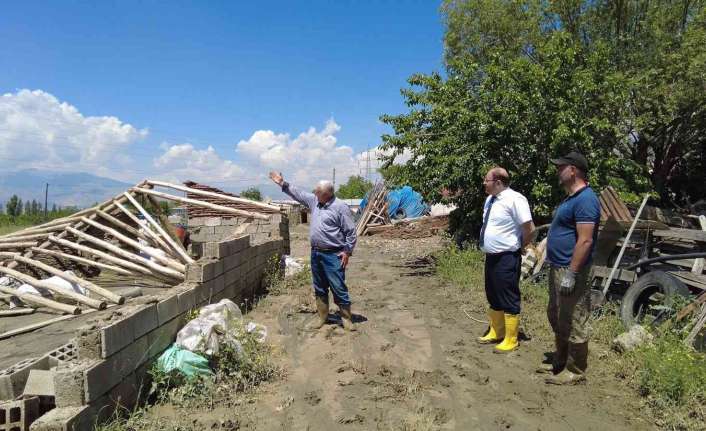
[[0, 180, 281, 316]]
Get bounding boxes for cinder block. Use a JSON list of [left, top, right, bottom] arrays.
[[156, 295, 179, 326], [45, 343, 77, 367], [146, 317, 182, 359], [22, 370, 55, 398], [213, 260, 224, 277], [177, 287, 196, 313], [100, 317, 134, 359], [224, 267, 242, 286], [73, 323, 101, 359], [188, 217, 205, 227], [54, 360, 93, 407], [202, 261, 217, 281], [186, 262, 205, 282], [29, 405, 88, 431], [203, 217, 222, 227], [0, 356, 50, 401], [84, 337, 148, 403], [1, 396, 40, 431], [195, 280, 212, 303], [213, 275, 225, 294], [224, 252, 241, 271], [129, 304, 159, 340]]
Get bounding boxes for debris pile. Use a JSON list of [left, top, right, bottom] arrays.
[[524, 186, 706, 335]]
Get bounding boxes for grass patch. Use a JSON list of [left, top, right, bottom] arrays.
[[97, 320, 282, 430]]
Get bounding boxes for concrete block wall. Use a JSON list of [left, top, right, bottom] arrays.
[[29, 235, 286, 431], [188, 213, 290, 255]]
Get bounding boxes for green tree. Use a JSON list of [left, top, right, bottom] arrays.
[[240, 187, 262, 201], [336, 175, 374, 199], [380, 0, 706, 241], [6, 195, 21, 218]]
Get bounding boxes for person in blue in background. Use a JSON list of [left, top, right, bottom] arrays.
[[539, 151, 601, 385], [269, 171, 358, 331]]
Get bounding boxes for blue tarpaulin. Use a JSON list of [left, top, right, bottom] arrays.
[[360, 186, 429, 220]]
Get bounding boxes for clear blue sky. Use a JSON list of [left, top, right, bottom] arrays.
[[0, 0, 445, 184]]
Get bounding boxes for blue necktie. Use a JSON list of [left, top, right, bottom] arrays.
[[479, 195, 497, 248]]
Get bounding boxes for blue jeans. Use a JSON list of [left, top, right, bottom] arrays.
[[311, 249, 351, 306]]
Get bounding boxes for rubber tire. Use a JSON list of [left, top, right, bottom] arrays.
[[620, 271, 690, 328]]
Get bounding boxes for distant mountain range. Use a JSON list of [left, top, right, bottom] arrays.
[[0, 170, 289, 209], [0, 170, 132, 208]]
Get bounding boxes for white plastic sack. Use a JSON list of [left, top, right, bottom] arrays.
[[10, 272, 86, 308], [139, 246, 167, 263], [283, 255, 304, 277], [176, 299, 246, 356]]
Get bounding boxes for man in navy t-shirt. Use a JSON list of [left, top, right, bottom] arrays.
[[540, 151, 600, 385]]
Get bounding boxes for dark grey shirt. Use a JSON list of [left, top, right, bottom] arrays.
[[282, 182, 357, 254]]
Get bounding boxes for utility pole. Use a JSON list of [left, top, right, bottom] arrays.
[[44, 183, 49, 220], [332, 168, 336, 189], [366, 145, 371, 182]]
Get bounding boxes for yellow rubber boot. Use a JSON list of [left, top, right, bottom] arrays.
[[477, 310, 505, 344], [494, 314, 519, 353]]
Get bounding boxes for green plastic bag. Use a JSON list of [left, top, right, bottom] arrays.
[[156, 344, 213, 378]]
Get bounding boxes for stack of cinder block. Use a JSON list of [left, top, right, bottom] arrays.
[[29, 234, 286, 430], [188, 213, 289, 254]]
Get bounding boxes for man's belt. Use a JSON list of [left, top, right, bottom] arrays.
[[312, 246, 343, 253]]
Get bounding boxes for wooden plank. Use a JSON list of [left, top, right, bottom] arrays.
[[676, 291, 706, 322], [652, 228, 706, 243], [692, 215, 706, 274], [668, 271, 706, 290], [592, 265, 637, 283], [30, 247, 134, 277]]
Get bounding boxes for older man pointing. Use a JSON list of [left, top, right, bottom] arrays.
[[269, 171, 357, 331]]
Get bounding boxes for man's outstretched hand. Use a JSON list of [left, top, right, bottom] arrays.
[[269, 171, 284, 186]]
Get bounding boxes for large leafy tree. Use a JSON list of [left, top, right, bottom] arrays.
[[336, 175, 374, 199], [240, 187, 262, 202], [380, 0, 705, 240]]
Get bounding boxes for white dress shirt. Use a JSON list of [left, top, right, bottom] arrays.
[[479, 188, 533, 254]]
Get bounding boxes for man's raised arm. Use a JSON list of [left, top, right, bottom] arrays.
[[269, 171, 317, 209]]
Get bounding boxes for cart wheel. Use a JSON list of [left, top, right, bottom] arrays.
[[620, 271, 691, 328]]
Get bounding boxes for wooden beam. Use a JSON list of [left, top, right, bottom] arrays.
[[66, 227, 184, 281], [0, 252, 124, 304], [113, 201, 176, 258], [95, 209, 156, 246], [0, 308, 35, 317], [30, 247, 133, 277], [48, 235, 156, 277], [80, 217, 186, 273], [123, 193, 194, 264], [146, 180, 282, 212], [130, 186, 270, 220], [0, 242, 36, 249], [0, 233, 49, 243], [0, 265, 106, 309], [652, 228, 706, 243], [0, 284, 81, 315]]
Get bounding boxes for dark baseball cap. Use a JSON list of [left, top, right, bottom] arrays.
[[551, 151, 588, 172]]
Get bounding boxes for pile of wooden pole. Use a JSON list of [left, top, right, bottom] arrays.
[[356, 182, 389, 237], [366, 215, 449, 239], [0, 180, 273, 316]]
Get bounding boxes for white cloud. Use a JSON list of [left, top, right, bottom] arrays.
[[0, 89, 147, 175], [153, 143, 244, 183]]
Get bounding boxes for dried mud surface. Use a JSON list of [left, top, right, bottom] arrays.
[[231, 225, 654, 431]]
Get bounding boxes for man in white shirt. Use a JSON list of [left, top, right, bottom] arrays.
[[477, 167, 535, 353]]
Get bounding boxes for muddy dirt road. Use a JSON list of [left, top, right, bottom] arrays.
[[239, 225, 654, 431]]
